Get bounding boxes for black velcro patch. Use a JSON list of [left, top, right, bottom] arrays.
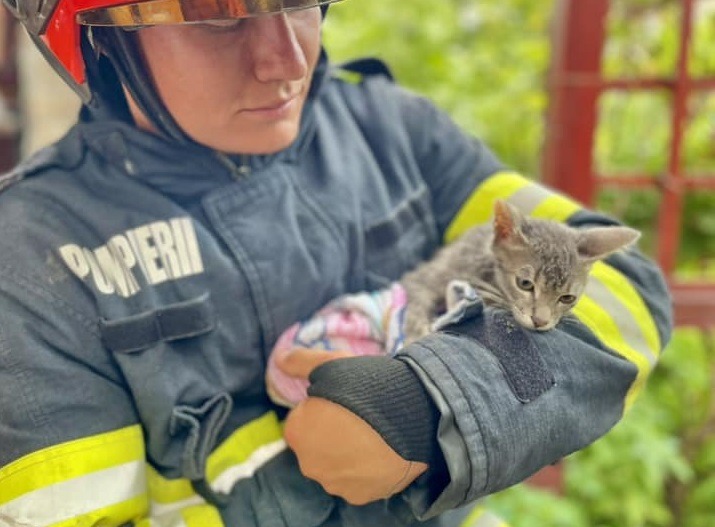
[[444, 310, 555, 403]]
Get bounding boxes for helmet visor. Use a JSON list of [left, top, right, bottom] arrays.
[[76, 0, 340, 27]]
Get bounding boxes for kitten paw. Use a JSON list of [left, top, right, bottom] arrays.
[[445, 280, 478, 310]]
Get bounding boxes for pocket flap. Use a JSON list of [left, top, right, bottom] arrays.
[[100, 293, 215, 353]]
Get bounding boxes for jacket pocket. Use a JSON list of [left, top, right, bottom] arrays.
[[364, 185, 439, 288], [100, 293, 232, 480]]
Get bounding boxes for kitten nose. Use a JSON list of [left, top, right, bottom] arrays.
[[531, 315, 548, 328]]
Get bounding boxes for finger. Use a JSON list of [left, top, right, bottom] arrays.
[[386, 460, 428, 496], [276, 347, 354, 379]]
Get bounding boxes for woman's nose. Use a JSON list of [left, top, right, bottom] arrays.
[[248, 14, 308, 83]]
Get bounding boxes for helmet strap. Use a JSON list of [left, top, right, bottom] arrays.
[[86, 27, 193, 145], [82, 29, 132, 122]]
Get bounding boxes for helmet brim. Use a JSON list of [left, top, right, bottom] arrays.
[[76, 0, 341, 27]]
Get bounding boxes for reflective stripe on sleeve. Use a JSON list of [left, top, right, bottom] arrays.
[[210, 438, 286, 493], [50, 494, 148, 527], [445, 172, 531, 242], [446, 171, 662, 412], [4, 463, 144, 527], [207, 411, 286, 492], [573, 261, 662, 411], [149, 411, 285, 513], [444, 171, 580, 243], [0, 411, 284, 526], [139, 504, 224, 527], [0, 425, 148, 526], [147, 465, 205, 516]]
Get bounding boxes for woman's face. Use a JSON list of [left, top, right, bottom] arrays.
[[131, 9, 322, 154]]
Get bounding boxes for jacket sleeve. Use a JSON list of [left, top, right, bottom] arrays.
[[0, 271, 239, 527], [403, 172, 672, 516], [310, 173, 672, 518], [307, 87, 673, 519]]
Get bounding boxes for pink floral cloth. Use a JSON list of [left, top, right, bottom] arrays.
[[266, 283, 408, 407]]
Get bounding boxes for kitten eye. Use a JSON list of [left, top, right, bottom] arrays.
[[516, 277, 534, 291], [559, 294, 577, 305]]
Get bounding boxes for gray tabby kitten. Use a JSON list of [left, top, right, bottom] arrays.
[[401, 200, 640, 342]]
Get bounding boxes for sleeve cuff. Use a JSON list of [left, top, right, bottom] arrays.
[[307, 356, 442, 467]]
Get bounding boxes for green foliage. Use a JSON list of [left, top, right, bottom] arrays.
[[596, 1, 715, 272], [603, 0, 680, 79], [325, 0, 715, 272], [323, 0, 555, 176], [485, 485, 590, 527]]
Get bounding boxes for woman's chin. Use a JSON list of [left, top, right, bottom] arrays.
[[207, 124, 301, 155]]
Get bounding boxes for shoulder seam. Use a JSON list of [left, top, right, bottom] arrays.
[[0, 145, 65, 195]]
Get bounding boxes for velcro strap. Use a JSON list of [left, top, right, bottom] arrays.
[[100, 293, 214, 353], [444, 309, 555, 403]]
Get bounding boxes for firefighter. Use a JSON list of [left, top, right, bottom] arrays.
[[0, 0, 672, 525]]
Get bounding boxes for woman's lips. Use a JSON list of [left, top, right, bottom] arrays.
[[241, 95, 299, 120]]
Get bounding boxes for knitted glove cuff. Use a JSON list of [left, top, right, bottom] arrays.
[[307, 356, 440, 465]]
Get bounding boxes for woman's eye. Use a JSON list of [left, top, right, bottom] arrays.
[[559, 294, 577, 305], [199, 18, 243, 32], [516, 278, 534, 291]]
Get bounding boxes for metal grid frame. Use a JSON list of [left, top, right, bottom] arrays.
[[0, 8, 18, 173], [542, 0, 715, 328]]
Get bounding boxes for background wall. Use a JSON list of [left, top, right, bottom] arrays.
[[16, 29, 79, 157]]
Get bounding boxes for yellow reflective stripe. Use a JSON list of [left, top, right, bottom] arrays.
[[148, 412, 284, 509], [0, 424, 144, 506], [1, 459, 147, 525], [181, 504, 224, 527], [207, 411, 283, 480], [211, 439, 287, 495], [573, 261, 662, 411], [460, 505, 510, 527], [0, 412, 280, 526], [573, 294, 653, 411], [147, 465, 199, 506], [445, 171, 532, 242], [529, 193, 582, 222], [445, 171, 582, 242], [590, 261, 661, 356], [137, 504, 225, 527], [50, 494, 148, 527]]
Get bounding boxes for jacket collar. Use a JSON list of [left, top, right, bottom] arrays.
[[75, 50, 331, 204]]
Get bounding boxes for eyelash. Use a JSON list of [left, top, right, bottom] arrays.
[[197, 19, 244, 33]]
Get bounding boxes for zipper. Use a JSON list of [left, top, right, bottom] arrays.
[[215, 151, 252, 180]]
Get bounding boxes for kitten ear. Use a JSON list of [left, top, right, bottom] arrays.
[[576, 226, 641, 263], [493, 200, 526, 245]]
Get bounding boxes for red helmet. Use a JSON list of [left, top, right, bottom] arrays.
[[3, 0, 339, 102]]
